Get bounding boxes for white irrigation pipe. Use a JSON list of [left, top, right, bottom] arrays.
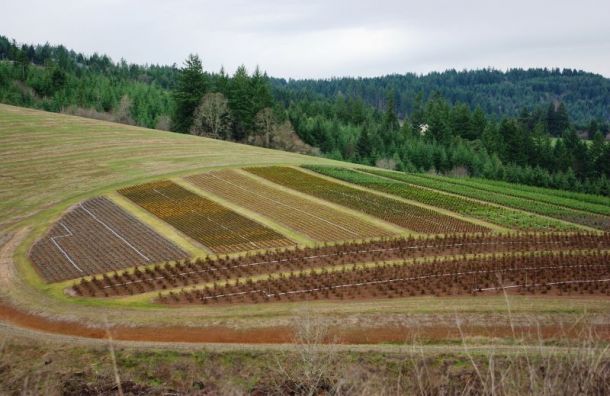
[[195, 263, 609, 301], [204, 172, 359, 236], [476, 278, 610, 292], [101, 239, 606, 289], [50, 222, 83, 273], [79, 202, 150, 261]]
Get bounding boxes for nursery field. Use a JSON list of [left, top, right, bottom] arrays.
[[363, 168, 610, 231], [246, 166, 491, 234], [72, 232, 610, 298], [118, 180, 295, 254], [2, 105, 610, 350], [161, 250, 610, 305], [304, 166, 573, 231], [28, 197, 188, 282], [185, 169, 393, 242]]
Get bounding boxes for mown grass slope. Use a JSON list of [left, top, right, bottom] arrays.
[[0, 104, 339, 233]]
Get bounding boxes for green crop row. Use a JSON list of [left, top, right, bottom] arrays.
[[360, 169, 610, 232], [303, 166, 575, 232], [417, 174, 610, 216], [245, 166, 489, 234]]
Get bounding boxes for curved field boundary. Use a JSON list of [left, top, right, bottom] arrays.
[[28, 197, 189, 282], [304, 166, 570, 232], [185, 170, 393, 242], [362, 169, 610, 231], [245, 167, 490, 234], [118, 180, 295, 254]]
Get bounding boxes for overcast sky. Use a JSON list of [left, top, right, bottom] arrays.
[[4, 0, 610, 78]]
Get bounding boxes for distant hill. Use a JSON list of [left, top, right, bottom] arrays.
[[1, 35, 609, 128], [271, 69, 610, 125]]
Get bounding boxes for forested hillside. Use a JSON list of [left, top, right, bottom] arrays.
[[271, 69, 610, 126], [1, 35, 609, 196]]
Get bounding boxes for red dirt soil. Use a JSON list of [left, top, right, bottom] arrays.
[[1, 299, 608, 344]]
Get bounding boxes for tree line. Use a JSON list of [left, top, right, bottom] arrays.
[[0, 35, 176, 128], [1, 35, 609, 195], [285, 91, 610, 195], [271, 68, 610, 128], [171, 54, 312, 153]]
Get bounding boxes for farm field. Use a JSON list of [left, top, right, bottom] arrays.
[[362, 168, 610, 231], [433, 174, 610, 213], [73, 232, 610, 297], [28, 197, 188, 282], [245, 166, 491, 234], [304, 166, 572, 231], [1, 105, 610, 357], [160, 250, 610, 305], [185, 169, 394, 242], [118, 180, 295, 254]]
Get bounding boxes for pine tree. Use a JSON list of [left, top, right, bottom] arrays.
[[171, 54, 207, 132], [356, 129, 372, 160], [469, 107, 487, 140], [228, 65, 253, 140], [555, 102, 570, 134], [251, 66, 273, 112], [450, 103, 473, 139]]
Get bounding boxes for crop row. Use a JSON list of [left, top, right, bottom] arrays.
[[185, 170, 392, 242], [159, 251, 610, 305], [304, 166, 569, 231], [245, 167, 490, 234], [364, 169, 610, 231], [29, 197, 189, 282], [431, 174, 610, 215], [72, 232, 610, 297], [118, 180, 295, 254]]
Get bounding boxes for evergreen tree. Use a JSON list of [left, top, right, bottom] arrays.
[[469, 106, 487, 140], [410, 91, 425, 132], [171, 54, 207, 132], [499, 118, 529, 165], [382, 90, 400, 132], [450, 103, 473, 139], [556, 102, 570, 134], [251, 66, 273, 114], [228, 65, 253, 140], [425, 95, 452, 143]]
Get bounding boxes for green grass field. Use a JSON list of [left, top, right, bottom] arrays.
[[0, 104, 341, 234]]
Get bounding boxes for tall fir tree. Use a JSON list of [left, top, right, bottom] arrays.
[[171, 54, 207, 132]]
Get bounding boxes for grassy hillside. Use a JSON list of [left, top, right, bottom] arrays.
[[0, 104, 340, 233]]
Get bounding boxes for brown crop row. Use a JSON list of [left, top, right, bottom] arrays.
[[245, 166, 490, 234], [118, 180, 295, 254], [185, 170, 393, 242], [71, 232, 610, 297], [29, 197, 189, 282], [160, 251, 610, 305]]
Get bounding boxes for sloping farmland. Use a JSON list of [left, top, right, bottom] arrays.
[[29, 197, 188, 282], [185, 170, 394, 242], [245, 166, 490, 234], [118, 180, 295, 254]]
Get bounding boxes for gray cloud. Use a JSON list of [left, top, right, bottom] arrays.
[[3, 0, 610, 78]]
